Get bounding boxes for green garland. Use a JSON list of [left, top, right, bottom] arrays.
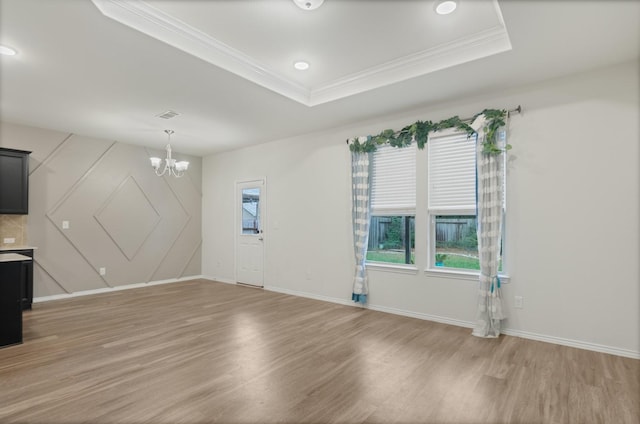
[[349, 108, 511, 155]]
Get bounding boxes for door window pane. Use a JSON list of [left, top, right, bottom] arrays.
[[242, 188, 260, 234]]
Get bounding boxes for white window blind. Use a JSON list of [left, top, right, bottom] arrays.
[[428, 132, 476, 212], [371, 143, 416, 214]]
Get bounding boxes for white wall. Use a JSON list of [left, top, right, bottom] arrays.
[[202, 60, 640, 358]]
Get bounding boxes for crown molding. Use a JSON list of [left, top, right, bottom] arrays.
[[309, 25, 511, 106], [91, 0, 511, 107], [91, 0, 311, 104]]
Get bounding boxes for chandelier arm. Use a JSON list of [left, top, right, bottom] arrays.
[[154, 165, 168, 177], [150, 130, 186, 178]]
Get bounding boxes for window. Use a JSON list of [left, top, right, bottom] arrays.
[[368, 216, 415, 264], [428, 131, 505, 271], [434, 214, 479, 269], [367, 144, 416, 265], [428, 131, 477, 270], [364, 128, 506, 274]]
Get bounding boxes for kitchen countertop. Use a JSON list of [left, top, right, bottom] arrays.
[[0, 246, 37, 251], [0, 253, 32, 263]]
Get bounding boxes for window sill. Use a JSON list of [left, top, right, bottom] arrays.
[[424, 268, 511, 283], [366, 262, 419, 275]]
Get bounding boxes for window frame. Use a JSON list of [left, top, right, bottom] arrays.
[[428, 211, 477, 270], [425, 128, 509, 280], [367, 143, 417, 268], [363, 128, 509, 281], [367, 213, 416, 266]]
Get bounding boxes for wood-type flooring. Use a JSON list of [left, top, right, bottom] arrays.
[[0, 279, 638, 423]]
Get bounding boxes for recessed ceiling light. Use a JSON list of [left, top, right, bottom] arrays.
[[294, 61, 310, 71], [0, 45, 17, 56], [293, 0, 324, 11], [435, 1, 457, 15]]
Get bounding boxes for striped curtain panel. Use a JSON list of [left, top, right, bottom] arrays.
[[472, 131, 506, 338], [351, 150, 372, 304]]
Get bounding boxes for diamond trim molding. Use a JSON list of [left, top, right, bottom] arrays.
[[94, 175, 161, 261]]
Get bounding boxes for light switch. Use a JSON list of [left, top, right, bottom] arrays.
[[62, 220, 69, 229]]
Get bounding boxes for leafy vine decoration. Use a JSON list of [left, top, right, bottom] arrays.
[[349, 108, 511, 155]]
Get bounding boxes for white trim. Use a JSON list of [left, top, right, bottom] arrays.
[[424, 268, 511, 283], [264, 286, 472, 325], [366, 262, 419, 275], [309, 25, 511, 106], [424, 268, 481, 281], [427, 207, 476, 215], [265, 285, 639, 359], [264, 286, 358, 308], [90, 0, 309, 104], [370, 209, 416, 216], [90, 0, 511, 107], [265, 285, 472, 327], [367, 303, 475, 329], [33, 275, 204, 303], [235, 178, 266, 288], [33, 279, 640, 359], [501, 328, 640, 360], [366, 262, 512, 283], [200, 275, 236, 285]]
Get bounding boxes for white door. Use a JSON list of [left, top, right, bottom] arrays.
[[236, 179, 264, 287]]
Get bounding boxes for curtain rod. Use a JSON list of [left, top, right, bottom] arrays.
[[346, 105, 523, 144], [457, 105, 522, 123], [507, 105, 522, 117]]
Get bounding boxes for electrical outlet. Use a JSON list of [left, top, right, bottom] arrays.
[[3, 237, 16, 244], [62, 220, 70, 229], [99, 267, 106, 276], [514, 296, 524, 309]]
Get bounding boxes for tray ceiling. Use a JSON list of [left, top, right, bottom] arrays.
[[2, 0, 638, 155], [91, 0, 511, 106]]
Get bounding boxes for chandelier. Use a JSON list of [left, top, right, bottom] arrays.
[[150, 130, 189, 178]]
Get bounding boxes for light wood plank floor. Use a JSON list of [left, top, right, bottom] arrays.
[[0, 279, 638, 424]]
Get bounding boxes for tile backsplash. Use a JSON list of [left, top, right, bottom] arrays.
[[0, 215, 27, 248]]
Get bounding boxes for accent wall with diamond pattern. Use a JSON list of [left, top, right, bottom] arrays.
[[0, 121, 202, 297]]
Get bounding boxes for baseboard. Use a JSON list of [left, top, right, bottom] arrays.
[[501, 328, 640, 360], [34, 278, 640, 359], [264, 285, 640, 359], [200, 275, 236, 285], [366, 303, 475, 329], [265, 285, 473, 326], [264, 285, 357, 307], [33, 275, 204, 303]]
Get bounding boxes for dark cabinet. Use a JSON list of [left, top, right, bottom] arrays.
[[0, 148, 31, 214], [1, 249, 34, 310], [0, 259, 25, 347]]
